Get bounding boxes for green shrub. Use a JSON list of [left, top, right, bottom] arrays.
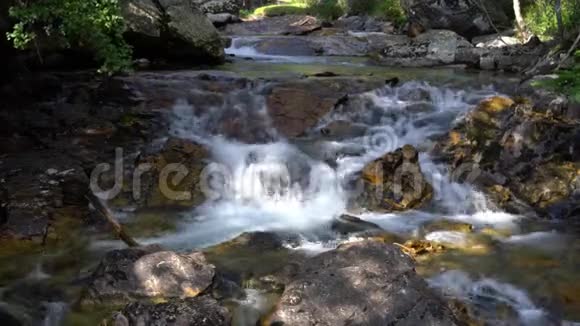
[[239, 9, 253, 18], [6, 0, 132, 74], [254, 0, 406, 24], [524, 0, 580, 40], [310, 0, 344, 20], [337, 0, 405, 25], [538, 51, 580, 103], [372, 0, 406, 26]]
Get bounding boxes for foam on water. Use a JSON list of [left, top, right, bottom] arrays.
[[150, 80, 523, 248], [226, 37, 332, 64], [425, 231, 469, 246], [428, 270, 548, 325], [503, 230, 569, 252], [96, 78, 562, 323]]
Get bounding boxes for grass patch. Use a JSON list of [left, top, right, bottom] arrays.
[[535, 51, 580, 103], [524, 0, 580, 40], [254, 3, 310, 17]]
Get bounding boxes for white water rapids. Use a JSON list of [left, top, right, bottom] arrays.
[[138, 80, 566, 324], [159, 81, 517, 246]]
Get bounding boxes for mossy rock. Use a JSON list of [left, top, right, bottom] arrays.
[[137, 138, 209, 209], [356, 145, 434, 212], [204, 232, 303, 282], [420, 219, 474, 235]]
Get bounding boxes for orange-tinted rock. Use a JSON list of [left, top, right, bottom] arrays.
[[266, 79, 384, 137], [355, 145, 434, 212]]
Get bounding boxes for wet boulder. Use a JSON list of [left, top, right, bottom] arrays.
[[111, 296, 230, 326], [400, 0, 511, 39], [0, 152, 89, 243], [318, 120, 368, 140], [331, 214, 383, 235], [354, 145, 434, 212], [120, 0, 225, 64], [268, 240, 460, 325], [436, 96, 580, 219], [82, 246, 215, 305], [266, 78, 384, 137], [136, 138, 209, 208], [204, 232, 303, 283]]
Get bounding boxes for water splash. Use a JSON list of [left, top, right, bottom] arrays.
[[156, 81, 519, 247], [428, 270, 548, 325]]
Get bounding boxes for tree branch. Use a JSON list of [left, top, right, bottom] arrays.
[[557, 31, 580, 70], [86, 193, 140, 247]]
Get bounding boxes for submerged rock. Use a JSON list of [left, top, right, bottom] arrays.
[[420, 219, 474, 235], [83, 246, 215, 305], [204, 232, 302, 282], [111, 296, 230, 326], [331, 214, 383, 235], [267, 240, 460, 325], [354, 145, 434, 212]]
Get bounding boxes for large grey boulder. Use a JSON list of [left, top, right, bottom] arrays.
[[377, 29, 475, 67], [269, 241, 460, 325], [207, 13, 241, 27], [82, 246, 215, 305], [120, 0, 225, 64], [194, 0, 240, 14], [401, 0, 511, 39]]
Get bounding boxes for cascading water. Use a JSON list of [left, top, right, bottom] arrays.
[[145, 80, 564, 325], [158, 81, 523, 246]]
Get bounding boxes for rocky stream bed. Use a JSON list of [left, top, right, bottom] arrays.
[[1, 9, 580, 326]]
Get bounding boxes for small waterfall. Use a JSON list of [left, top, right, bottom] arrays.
[[155, 81, 524, 247], [42, 302, 68, 326]]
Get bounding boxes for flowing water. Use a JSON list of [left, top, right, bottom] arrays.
[[139, 68, 579, 324], [2, 41, 579, 325]]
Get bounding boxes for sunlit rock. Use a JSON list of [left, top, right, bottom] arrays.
[[435, 95, 580, 219], [268, 241, 461, 325], [137, 138, 209, 209], [82, 246, 215, 305], [354, 145, 434, 212]]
